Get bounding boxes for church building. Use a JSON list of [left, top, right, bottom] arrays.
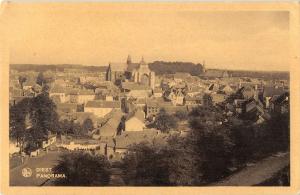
[[106, 55, 155, 89]]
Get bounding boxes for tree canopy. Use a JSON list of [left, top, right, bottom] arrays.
[[153, 108, 178, 132], [53, 152, 111, 186]]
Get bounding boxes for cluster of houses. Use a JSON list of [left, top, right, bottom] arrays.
[[9, 56, 290, 160]]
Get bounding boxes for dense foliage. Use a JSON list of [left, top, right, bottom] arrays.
[[9, 92, 59, 153], [153, 108, 178, 133], [53, 152, 111, 186], [122, 137, 198, 186], [122, 103, 290, 185]]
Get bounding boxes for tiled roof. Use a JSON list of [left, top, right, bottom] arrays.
[[99, 111, 123, 137], [50, 85, 65, 93], [85, 100, 121, 108], [126, 108, 145, 122], [56, 103, 77, 112]]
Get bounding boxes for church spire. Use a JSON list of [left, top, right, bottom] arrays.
[[140, 56, 145, 64], [127, 55, 132, 64]]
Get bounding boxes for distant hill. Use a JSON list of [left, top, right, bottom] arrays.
[[228, 70, 289, 80], [149, 61, 204, 76], [10, 63, 289, 80], [10, 64, 107, 72]]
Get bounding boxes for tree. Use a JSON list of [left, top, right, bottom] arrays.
[[188, 105, 234, 183], [36, 72, 46, 86], [82, 118, 94, 134], [122, 137, 199, 186], [53, 152, 111, 186], [28, 93, 59, 147], [18, 75, 27, 89], [188, 120, 234, 183], [154, 108, 178, 132], [9, 97, 32, 152], [174, 110, 188, 120], [122, 142, 171, 186]]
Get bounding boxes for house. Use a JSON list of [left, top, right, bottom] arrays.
[[114, 129, 160, 158], [77, 90, 96, 104], [219, 84, 234, 95], [23, 79, 36, 90], [269, 92, 289, 114], [234, 99, 247, 114], [187, 85, 203, 97], [202, 69, 229, 79], [165, 90, 184, 106], [49, 85, 68, 103], [184, 95, 202, 106], [153, 87, 163, 98], [122, 83, 152, 99], [173, 72, 191, 82], [67, 89, 95, 104], [241, 86, 255, 100], [56, 103, 78, 114], [58, 139, 100, 151], [263, 86, 286, 108], [211, 93, 226, 105], [84, 100, 121, 117], [125, 109, 145, 131], [41, 133, 57, 149], [206, 83, 220, 93], [93, 111, 123, 138], [244, 99, 257, 113], [9, 141, 21, 155], [145, 98, 187, 118]]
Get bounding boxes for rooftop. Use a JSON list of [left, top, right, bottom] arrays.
[[85, 100, 121, 108]]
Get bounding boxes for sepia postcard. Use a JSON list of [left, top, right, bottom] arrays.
[[0, 1, 300, 195]]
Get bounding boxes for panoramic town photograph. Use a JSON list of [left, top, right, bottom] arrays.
[[6, 4, 290, 186]]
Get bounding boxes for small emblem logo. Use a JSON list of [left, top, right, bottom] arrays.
[[22, 167, 32, 177]]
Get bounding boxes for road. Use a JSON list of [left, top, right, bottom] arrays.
[[213, 152, 290, 186], [10, 151, 61, 186], [109, 167, 125, 186]]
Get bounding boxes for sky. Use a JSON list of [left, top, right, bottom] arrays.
[[2, 3, 290, 71]]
